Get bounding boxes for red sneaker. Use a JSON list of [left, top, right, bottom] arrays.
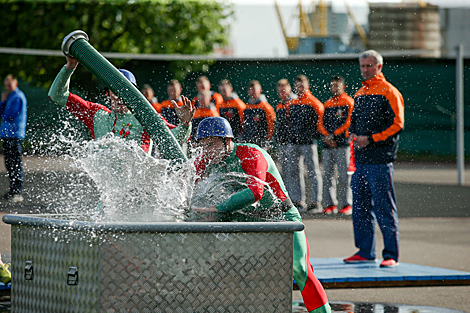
[[339, 205, 352, 215], [380, 259, 399, 267], [323, 205, 338, 214], [343, 254, 376, 263]]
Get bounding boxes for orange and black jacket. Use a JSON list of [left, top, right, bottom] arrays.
[[158, 98, 182, 126], [240, 95, 276, 147], [289, 90, 324, 145], [320, 92, 354, 149], [274, 93, 297, 145], [191, 91, 223, 109], [150, 101, 161, 113], [218, 93, 246, 140], [351, 73, 405, 164], [190, 101, 220, 142]]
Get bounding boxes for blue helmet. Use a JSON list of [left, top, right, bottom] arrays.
[[197, 117, 234, 140], [119, 69, 137, 87]]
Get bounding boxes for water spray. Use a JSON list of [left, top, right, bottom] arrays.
[[61, 30, 187, 163]]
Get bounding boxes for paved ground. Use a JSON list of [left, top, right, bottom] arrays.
[[296, 218, 470, 312], [0, 156, 469, 312]]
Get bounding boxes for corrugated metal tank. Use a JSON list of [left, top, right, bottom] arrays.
[[4, 214, 302, 312], [368, 3, 441, 57]]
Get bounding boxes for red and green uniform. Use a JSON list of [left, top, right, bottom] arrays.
[[195, 142, 330, 313], [48, 66, 190, 153]]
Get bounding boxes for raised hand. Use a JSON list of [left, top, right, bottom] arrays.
[[173, 95, 195, 127], [65, 56, 79, 70]]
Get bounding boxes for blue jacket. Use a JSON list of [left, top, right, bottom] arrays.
[[0, 87, 27, 139]]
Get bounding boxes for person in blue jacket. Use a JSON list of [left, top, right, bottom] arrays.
[[1, 74, 27, 202]]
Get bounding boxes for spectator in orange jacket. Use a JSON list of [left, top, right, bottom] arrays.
[[284, 74, 325, 212], [190, 90, 219, 142], [192, 75, 223, 109], [320, 75, 354, 215], [240, 80, 275, 150], [141, 84, 160, 113], [159, 79, 184, 126], [218, 79, 246, 141]]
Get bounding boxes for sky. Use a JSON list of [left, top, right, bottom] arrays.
[[227, 0, 470, 58]]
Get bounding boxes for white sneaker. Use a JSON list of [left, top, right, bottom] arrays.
[[11, 194, 24, 202]]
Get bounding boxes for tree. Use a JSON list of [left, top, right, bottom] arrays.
[[0, 0, 233, 88]]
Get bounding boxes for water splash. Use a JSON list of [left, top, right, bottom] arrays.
[[74, 135, 196, 222], [191, 171, 250, 208], [190, 168, 285, 220], [26, 124, 283, 222]]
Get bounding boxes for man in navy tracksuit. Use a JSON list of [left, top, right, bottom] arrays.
[[274, 79, 297, 180], [344, 50, 405, 268]]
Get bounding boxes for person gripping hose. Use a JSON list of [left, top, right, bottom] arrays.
[[48, 56, 195, 154], [192, 117, 331, 313]]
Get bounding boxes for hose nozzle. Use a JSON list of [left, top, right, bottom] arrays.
[[61, 30, 89, 57]]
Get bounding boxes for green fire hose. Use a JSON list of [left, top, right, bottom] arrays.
[[61, 30, 188, 163]]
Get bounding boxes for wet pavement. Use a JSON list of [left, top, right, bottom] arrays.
[[0, 156, 469, 312], [292, 300, 466, 313]]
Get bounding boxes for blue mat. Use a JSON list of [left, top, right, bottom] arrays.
[[296, 258, 470, 289]]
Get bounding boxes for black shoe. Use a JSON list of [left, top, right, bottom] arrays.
[[306, 202, 323, 213], [1, 192, 23, 202], [292, 201, 307, 211], [1, 192, 12, 200]]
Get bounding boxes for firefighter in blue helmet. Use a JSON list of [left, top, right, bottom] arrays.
[[193, 117, 331, 313], [197, 116, 234, 139]]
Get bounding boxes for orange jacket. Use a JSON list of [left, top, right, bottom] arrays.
[[218, 96, 246, 139], [241, 96, 276, 147], [320, 92, 354, 148], [150, 101, 161, 113], [159, 98, 182, 126], [274, 96, 296, 145], [193, 106, 219, 120], [190, 105, 220, 142]]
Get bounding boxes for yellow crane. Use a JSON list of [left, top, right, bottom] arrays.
[[343, 0, 369, 49], [299, 0, 315, 37], [274, 0, 299, 51], [275, 0, 369, 52]]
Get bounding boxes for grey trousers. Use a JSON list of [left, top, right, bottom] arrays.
[[322, 146, 352, 208], [284, 143, 322, 203]]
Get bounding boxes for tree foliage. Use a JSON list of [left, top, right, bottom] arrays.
[[0, 0, 233, 88]]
